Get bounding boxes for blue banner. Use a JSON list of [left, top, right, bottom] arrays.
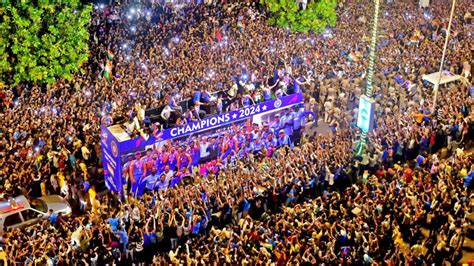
[[357, 95, 375, 133], [119, 93, 304, 151], [166, 93, 303, 139], [100, 126, 123, 194]]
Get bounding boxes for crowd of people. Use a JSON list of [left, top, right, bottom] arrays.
[[0, 0, 473, 264]]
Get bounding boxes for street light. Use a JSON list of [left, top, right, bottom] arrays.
[[355, 0, 381, 156], [431, 0, 456, 113]]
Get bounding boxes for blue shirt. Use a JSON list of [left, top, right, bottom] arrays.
[[277, 135, 293, 148], [117, 229, 128, 244], [294, 78, 302, 93], [381, 149, 388, 161], [169, 175, 182, 188], [242, 95, 252, 106], [25, 256, 34, 265], [168, 98, 176, 108], [237, 135, 247, 147], [202, 91, 210, 102], [293, 109, 304, 130], [193, 222, 201, 234], [250, 141, 263, 152], [238, 145, 251, 158], [108, 217, 120, 231], [270, 120, 282, 134], [464, 172, 473, 187], [261, 129, 272, 140], [156, 179, 169, 190], [263, 89, 272, 101], [264, 138, 278, 149], [243, 199, 251, 211], [143, 174, 160, 190], [193, 91, 201, 104], [416, 155, 425, 167], [83, 181, 90, 192], [288, 189, 295, 200], [105, 102, 112, 113], [191, 148, 200, 166], [48, 212, 57, 224], [281, 113, 294, 136]]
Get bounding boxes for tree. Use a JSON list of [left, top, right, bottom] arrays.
[[260, 0, 337, 33], [0, 0, 92, 87]]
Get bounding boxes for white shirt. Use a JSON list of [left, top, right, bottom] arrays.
[[324, 101, 333, 111], [164, 170, 174, 182], [71, 226, 83, 247], [138, 107, 145, 122], [200, 142, 210, 158], [161, 105, 172, 120], [132, 206, 141, 221], [408, 139, 416, 149], [81, 146, 90, 160], [245, 83, 255, 92]]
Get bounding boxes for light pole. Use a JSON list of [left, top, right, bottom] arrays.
[[355, 0, 380, 156], [431, 0, 456, 114]]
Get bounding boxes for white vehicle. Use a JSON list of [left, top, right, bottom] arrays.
[[0, 195, 72, 232]]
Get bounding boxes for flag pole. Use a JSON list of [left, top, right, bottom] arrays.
[[431, 0, 456, 114]]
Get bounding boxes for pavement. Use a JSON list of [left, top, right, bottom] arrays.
[[305, 119, 332, 136]]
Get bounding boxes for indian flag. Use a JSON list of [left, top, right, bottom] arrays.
[[106, 49, 114, 60], [253, 185, 266, 195], [104, 59, 113, 83], [410, 36, 419, 42], [347, 52, 360, 62], [261, 242, 273, 251]]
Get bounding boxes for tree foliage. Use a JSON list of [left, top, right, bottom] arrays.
[[0, 0, 92, 86], [261, 0, 337, 33]]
